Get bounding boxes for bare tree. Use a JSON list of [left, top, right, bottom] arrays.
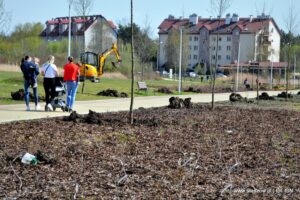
[[210, 0, 232, 109], [72, 0, 94, 17], [283, 0, 299, 100], [0, 0, 11, 34], [129, 0, 134, 124], [164, 28, 189, 78]]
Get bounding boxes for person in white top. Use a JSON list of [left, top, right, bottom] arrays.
[[41, 55, 58, 111]]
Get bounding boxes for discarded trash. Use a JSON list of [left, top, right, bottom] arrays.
[[21, 153, 38, 165]]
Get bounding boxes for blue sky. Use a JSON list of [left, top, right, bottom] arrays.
[[4, 0, 300, 37]]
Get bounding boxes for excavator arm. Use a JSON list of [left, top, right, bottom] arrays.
[[98, 43, 122, 77]]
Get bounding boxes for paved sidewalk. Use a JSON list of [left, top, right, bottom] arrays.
[[0, 90, 298, 123]]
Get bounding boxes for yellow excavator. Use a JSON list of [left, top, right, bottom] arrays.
[[79, 43, 121, 82]]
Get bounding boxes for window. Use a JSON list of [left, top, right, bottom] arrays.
[[189, 36, 192, 41], [189, 45, 192, 50], [213, 37, 216, 41], [227, 36, 231, 42], [212, 46, 216, 50], [193, 55, 198, 60], [226, 55, 231, 60], [81, 52, 98, 66], [218, 55, 221, 60], [218, 46, 222, 50], [218, 37, 222, 41], [227, 46, 231, 51], [194, 36, 198, 41], [212, 55, 216, 60], [194, 46, 198, 50], [188, 54, 191, 60]]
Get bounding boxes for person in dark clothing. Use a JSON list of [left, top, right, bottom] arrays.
[[41, 55, 58, 111], [20, 55, 40, 111]]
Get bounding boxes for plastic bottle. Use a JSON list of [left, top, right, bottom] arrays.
[[21, 153, 38, 165]]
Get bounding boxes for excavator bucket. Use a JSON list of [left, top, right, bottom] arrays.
[[111, 61, 121, 68]]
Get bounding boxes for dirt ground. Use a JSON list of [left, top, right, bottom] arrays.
[[0, 104, 300, 199]]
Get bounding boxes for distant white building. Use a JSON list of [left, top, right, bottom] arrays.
[[40, 15, 117, 56], [158, 13, 281, 72]]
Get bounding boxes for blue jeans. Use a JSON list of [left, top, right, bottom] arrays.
[[66, 81, 78, 109], [24, 80, 38, 106]]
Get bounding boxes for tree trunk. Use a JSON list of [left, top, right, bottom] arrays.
[[211, 23, 220, 110], [286, 44, 290, 101], [129, 0, 134, 124]]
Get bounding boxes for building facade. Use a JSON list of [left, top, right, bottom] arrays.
[[158, 13, 281, 73], [40, 15, 117, 57]]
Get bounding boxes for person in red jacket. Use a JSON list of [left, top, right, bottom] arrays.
[[63, 56, 80, 112]]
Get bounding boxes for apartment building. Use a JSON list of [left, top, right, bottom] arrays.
[[158, 13, 281, 72], [40, 15, 117, 56]]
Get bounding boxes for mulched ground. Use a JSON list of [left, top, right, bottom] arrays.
[[0, 104, 300, 199]]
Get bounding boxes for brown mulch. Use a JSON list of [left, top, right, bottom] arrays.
[[0, 105, 299, 199]]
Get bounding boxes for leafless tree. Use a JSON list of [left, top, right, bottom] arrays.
[[0, 0, 11, 34], [129, 0, 134, 124], [72, 0, 94, 17], [283, 0, 299, 100], [210, 0, 232, 109]]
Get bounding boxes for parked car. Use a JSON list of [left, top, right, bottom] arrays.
[[189, 72, 197, 78], [216, 73, 227, 78], [162, 70, 169, 76]]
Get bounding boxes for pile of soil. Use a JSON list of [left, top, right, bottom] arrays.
[[278, 92, 293, 98], [229, 93, 244, 102], [168, 97, 192, 109], [11, 89, 40, 101], [184, 86, 202, 93], [97, 89, 128, 98], [1, 105, 299, 199], [258, 92, 275, 100], [157, 87, 173, 94]]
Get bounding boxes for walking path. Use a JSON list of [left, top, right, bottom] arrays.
[[0, 90, 298, 124]]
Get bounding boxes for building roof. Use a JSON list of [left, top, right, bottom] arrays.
[[40, 15, 117, 37], [158, 14, 281, 35]]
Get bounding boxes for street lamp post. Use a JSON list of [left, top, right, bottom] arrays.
[[156, 42, 159, 71], [68, 0, 74, 57], [178, 27, 183, 93]]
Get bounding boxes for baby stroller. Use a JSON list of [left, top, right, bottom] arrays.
[[52, 77, 67, 111]]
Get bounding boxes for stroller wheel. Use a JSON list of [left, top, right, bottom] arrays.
[[53, 107, 56, 111]]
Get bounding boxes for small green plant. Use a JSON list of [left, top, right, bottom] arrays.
[[282, 132, 290, 141], [158, 127, 166, 136], [95, 132, 136, 144]]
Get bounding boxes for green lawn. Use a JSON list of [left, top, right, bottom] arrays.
[[0, 71, 229, 104]]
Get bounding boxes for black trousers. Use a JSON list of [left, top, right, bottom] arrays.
[[43, 78, 56, 105]]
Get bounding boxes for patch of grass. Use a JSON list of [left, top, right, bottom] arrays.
[[95, 132, 136, 144], [0, 71, 221, 104]]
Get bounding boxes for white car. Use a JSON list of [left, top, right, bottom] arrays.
[[189, 72, 197, 77]]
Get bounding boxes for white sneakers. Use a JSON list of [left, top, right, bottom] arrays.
[[26, 104, 41, 111], [47, 104, 53, 111], [35, 104, 41, 111]]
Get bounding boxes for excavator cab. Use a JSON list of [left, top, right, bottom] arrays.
[[79, 51, 99, 82]]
